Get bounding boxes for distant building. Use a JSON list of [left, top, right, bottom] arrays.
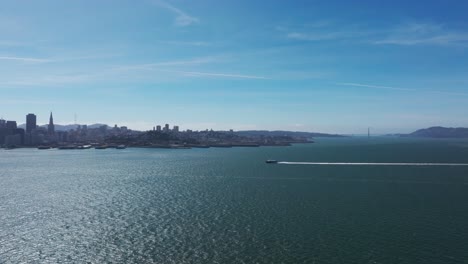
[[6, 121, 17, 130], [56, 131, 68, 142], [26, 113, 37, 133], [31, 133, 45, 145], [48, 112, 55, 135], [163, 124, 170, 132], [99, 125, 107, 134], [156, 125, 161, 132], [0, 119, 5, 128], [173, 125, 179, 133], [14, 128, 25, 145], [1, 122, 25, 145], [5, 134, 22, 146]]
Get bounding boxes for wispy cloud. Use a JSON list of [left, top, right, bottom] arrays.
[[0, 55, 267, 87], [287, 32, 346, 41], [161, 70, 270, 80], [282, 21, 372, 42], [157, 40, 211, 46], [337, 82, 415, 91], [51, 53, 121, 62], [0, 53, 119, 64], [2, 99, 64, 105], [337, 82, 468, 96], [151, 0, 199, 26], [0, 73, 97, 87], [0, 40, 27, 47], [111, 57, 221, 71], [283, 21, 468, 47], [374, 23, 468, 47], [0, 56, 51, 63]]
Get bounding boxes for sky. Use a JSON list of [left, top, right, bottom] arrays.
[[1, 0, 468, 134]]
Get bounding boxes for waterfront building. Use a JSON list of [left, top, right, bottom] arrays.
[[26, 113, 37, 133], [48, 112, 55, 135], [6, 121, 17, 130], [0, 128, 7, 144], [31, 133, 45, 145], [56, 131, 68, 142], [99, 125, 108, 134], [5, 134, 22, 146]]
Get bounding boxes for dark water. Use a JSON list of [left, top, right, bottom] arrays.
[[1, 138, 468, 263]]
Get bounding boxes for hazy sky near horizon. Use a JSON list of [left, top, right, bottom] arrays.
[[1, 0, 468, 134]]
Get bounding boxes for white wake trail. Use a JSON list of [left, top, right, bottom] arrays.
[[278, 162, 468, 166]]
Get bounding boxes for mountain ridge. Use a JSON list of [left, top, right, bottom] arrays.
[[405, 126, 468, 138]]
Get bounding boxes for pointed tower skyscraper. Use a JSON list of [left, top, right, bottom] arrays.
[[48, 112, 55, 135]]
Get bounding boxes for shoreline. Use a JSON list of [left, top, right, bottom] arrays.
[[1, 141, 313, 150]]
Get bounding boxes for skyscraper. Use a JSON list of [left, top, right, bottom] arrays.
[[48, 112, 55, 135], [26, 113, 37, 133]]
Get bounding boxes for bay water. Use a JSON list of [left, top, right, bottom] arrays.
[[1, 137, 468, 263]]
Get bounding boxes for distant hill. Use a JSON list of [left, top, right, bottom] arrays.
[[18, 123, 108, 131], [405, 126, 468, 138], [235, 130, 345, 138]]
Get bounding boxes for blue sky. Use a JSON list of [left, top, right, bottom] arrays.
[[1, 0, 468, 134]]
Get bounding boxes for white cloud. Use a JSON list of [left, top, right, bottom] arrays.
[[283, 21, 468, 47], [157, 40, 211, 46], [0, 40, 27, 47], [0, 53, 120, 64], [112, 57, 220, 71], [287, 32, 341, 41], [0, 56, 268, 87], [337, 82, 468, 96], [374, 23, 468, 46], [284, 21, 372, 42], [0, 56, 50, 63], [151, 0, 199, 26], [162, 70, 269, 80], [337, 82, 415, 91]]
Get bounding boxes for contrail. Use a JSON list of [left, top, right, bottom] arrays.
[[278, 162, 468, 166]]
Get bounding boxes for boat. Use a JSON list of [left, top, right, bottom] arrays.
[[95, 145, 108, 149], [37, 146, 51, 150], [58, 145, 76, 150], [74, 145, 90, 149], [265, 160, 278, 164], [116, 145, 126, 149]]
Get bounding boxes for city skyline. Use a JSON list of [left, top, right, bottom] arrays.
[[2, 0, 468, 134]]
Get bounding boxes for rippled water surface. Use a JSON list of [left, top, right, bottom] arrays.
[[1, 138, 468, 263]]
